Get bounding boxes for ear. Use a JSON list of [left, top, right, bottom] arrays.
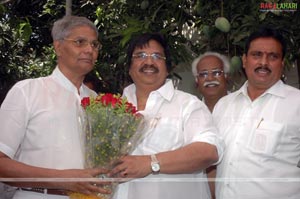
[[225, 73, 231, 84], [242, 54, 247, 69], [128, 67, 132, 77], [166, 72, 169, 79], [224, 73, 229, 81], [280, 59, 285, 75], [53, 40, 62, 57]]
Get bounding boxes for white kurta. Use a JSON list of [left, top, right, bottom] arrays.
[[113, 79, 224, 199], [0, 67, 96, 199], [213, 80, 300, 199]]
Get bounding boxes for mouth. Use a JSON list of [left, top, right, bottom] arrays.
[[79, 58, 93, 64], [203, 81, 220, 88], [255, 66, 271, 75], [139, 65, 159, 74]]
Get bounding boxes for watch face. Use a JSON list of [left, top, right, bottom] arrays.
[[151, 163, 160, 172]]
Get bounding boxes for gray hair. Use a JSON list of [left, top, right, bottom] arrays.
[[51, 15, 98, 41], [191, 52, 230, 76]]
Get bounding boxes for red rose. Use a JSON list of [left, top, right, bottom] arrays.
[[81, 97, 90, 109], [100, 93, 113, 106], [125, 102, 138, 114], [100, 93, 122, 108]]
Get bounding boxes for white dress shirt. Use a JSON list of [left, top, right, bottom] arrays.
[[0, 67, 96, 199], [213, 80, 300, 199], [113, 79, 224, 199]]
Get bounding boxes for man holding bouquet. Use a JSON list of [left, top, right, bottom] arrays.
[[0, 15, 109, 198], [110, 33, 224, 199]]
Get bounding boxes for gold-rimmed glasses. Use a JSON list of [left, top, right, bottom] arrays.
[[63, 38, 101, 50], [197, 69, 224, 79], [132, 52, 166, 61]]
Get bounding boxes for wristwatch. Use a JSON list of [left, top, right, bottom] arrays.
[[150, 154, 160, 174]]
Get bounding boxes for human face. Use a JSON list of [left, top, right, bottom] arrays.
[[242, 37, 284, 94], [196, 55, 227, 99], [54, 25, 99, 77], [129, 40, 168, 90]]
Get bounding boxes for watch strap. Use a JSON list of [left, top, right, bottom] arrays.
[[151, 154, 159, 163]]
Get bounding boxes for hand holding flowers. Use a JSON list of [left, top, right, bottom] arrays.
[[109, 155, 152, 179], [70, 93, 147, 199]]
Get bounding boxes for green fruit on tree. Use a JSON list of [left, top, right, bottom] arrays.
[[230, 56, 242, 73], [215, 17, 231, 33], [141, 0, 149, 10]]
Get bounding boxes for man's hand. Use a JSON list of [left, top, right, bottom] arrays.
[[109, 155, 151, 179], [58, 168, 111, 196]]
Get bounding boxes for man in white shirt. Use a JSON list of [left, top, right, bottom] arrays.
[[192, 52, 230, 198], [0, 15, 109, 199], [213, 27, 300, 199], [109, 33, 224, 199], [192, 52, 230, 112]]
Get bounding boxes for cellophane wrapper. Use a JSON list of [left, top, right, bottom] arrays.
[[69, 95, 148, 199]]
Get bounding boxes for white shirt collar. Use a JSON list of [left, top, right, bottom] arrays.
[[51, 66, 94, 98], [238, 80, 286, 99], [123, 79, 175, 105], [154, 79, 175, 102]]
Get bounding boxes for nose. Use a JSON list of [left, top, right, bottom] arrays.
[[143, 55, 155, 64], [83, 43, 95, 53], [206, 72, 215, 80], [260, 53, 269, 66]]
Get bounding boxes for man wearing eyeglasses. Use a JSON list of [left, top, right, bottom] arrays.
[[0, 16, 109, 199], [109, 33, 224, 199], [192, 52, 230, 112], [191, 52, 230, 199]]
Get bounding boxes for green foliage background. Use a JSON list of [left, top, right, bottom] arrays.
[[0, 0, 299, 104]]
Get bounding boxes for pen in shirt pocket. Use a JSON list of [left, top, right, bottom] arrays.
[[256, 118, 264, 129]]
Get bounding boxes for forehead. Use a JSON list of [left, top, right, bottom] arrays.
[[197, 55, 223, 71], [133, 40, 164, 52], [67, 25, 98, 38], [248, 37, 283, 55]]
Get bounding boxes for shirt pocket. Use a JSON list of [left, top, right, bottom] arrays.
[[141, 117, 182, 152], [247, 120, 284, 157]]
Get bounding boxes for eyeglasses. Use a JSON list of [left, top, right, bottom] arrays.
[[132, 52, 166, 61], [197, 69, 224, 79], [63, 38, 101, 50]]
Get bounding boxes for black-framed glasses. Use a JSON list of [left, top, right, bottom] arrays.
[[132, 52, 166, 61], [63, 38, 101, 50], [197, 69, 224, 79]]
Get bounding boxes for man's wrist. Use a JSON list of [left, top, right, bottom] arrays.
[[150, 154, 160, 174]]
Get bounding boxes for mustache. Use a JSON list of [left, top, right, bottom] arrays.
[[255, 66, 272, 73], [139, 64, 159, 73], [203, 80, 220, 87]]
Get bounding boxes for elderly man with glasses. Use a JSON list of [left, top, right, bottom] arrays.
[[191, 52, 230, 199], [192, 52, 230, 112], [0, 15, 109, 199]]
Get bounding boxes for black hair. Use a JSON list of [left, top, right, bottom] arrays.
[[126, 33, 172, 72], [245, 27, 286, 59]]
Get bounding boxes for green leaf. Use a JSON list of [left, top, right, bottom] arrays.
[[17, 20, 32, 42]]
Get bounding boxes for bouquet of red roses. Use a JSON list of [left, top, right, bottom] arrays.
[[70, 93, 146, 199]]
